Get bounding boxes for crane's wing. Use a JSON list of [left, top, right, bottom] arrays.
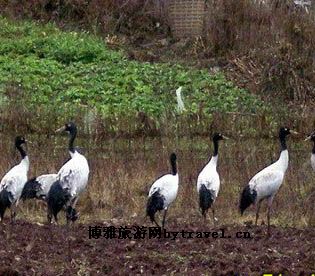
[[58, 167, 75, 193], [36, 174, 58, 197], [1, 173, 26, 201], [148, 174, 178, 207], [249, 169, 284, 198], [149, 174, 175, 196], [197, 170, 220, 196]]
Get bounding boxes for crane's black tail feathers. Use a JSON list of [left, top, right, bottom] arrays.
[[239, 185, 257, 215], [47, 181, 71, 220], [0, 190, 13, 220], [146, 191, 164, 223], [21, 177, 41, 200], [199, 185, 214, 216]]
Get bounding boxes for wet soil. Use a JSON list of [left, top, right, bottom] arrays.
[[0, 220, 314, 275]]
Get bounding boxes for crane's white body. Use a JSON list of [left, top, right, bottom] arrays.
[[57, 150, 89, 201], [197, 156, 220, 201], [0, 157, 29, 204], [35, 173, 58, 199], [248, 150, 288, 202], [148, 173, 179, 209]]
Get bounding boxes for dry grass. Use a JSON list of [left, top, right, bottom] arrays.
[[200, 0, 315, 104], [1, 98, 314, 228], [1, 120, 313, 228], [0, 0, 169, 39]]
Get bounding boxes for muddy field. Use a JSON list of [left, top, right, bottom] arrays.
[[0, 220, 314, 275]]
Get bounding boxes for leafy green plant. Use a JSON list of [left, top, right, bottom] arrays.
[[0, 17, 268, 132]]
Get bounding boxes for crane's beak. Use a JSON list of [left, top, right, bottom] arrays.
[[290, 130, 299, 135], [55, 126, 66, 133], [25, 140, 32, 144], [305, 135, 312, 141], [222, 135, 230, 140]]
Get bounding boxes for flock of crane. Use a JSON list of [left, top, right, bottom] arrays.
[[0, 122, 89, 225], [147, 127, 315, 236], [0, 122, 314, 236]]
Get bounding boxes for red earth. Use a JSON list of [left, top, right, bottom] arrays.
[[0, 220, 314, 275]]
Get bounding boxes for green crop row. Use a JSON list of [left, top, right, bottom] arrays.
[[0, 17, 268, 126]]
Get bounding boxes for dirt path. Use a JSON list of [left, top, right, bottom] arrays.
[[0, 220, 314, 275]]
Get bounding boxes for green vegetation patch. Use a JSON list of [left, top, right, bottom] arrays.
[[0, 17, 267, 121]]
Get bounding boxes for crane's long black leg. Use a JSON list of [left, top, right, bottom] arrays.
[[153, 218, 161, 228], [162, 208, 168, 230], [71, 197, 78, 208], [267, 196, 274, 237], [10, 201, 18, 223], [66, 197, 80, 224], [47, 211, 52, 224], [54, 213, 59, 225], [212, 208, 216, 227], [203, 211, 207, 223], [255, 201, 261, 226], [10, 209, 16, 223], [267, 206, 271, 236]]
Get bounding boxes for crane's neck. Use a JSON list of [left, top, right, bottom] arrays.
[[16, 144, 29, 171], [208, 155, 218, 168], [213, 139, 219, 157], [278, 149, 289, 172], [20, 156, 30, 171], [171, 158, 177, 175], [279, 133, 287, 151], [16, 144, 27, 159], [208, 138, 219, 167], [278, 133, 289, 171], [312, 140, 315, 154], [69, 128, 77, 154]]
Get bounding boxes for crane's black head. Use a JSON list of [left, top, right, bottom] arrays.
[[279, 127, 291, 138], [305, 131, 315, 142], [279, 127, 298, 151], [15, 136, 27, 147], [56, 122, 77, 153], [212, 133, 228, 142], [212, 133, 228, 156], [279, 127, 298, 139], [56, 122, 77, 134], [15, 136, 27, 158]]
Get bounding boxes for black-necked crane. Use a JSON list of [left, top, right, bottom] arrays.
[[305, 131, 315, 171], [0, 136, 29, 222], [47, 122, 89, 224], [239, 127, 297, 235], [146, 153, 178, 229], [197, 133, 228, 224]]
